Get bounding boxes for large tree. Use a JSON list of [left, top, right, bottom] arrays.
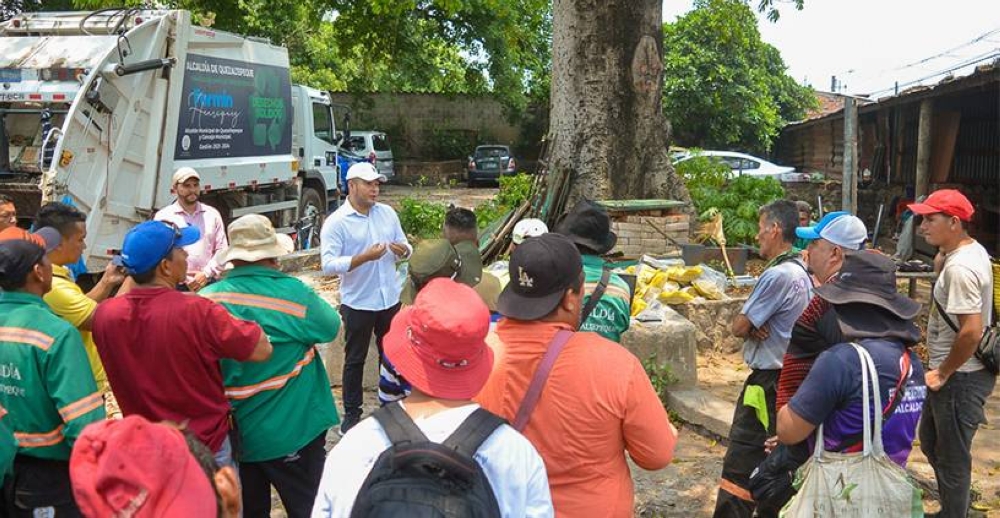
[[662, 0, 815, 153], [549, 0, 680, 203]]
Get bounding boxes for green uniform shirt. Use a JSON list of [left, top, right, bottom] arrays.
[[202, 266, 341, 462], [0, 292, 104, 460], [579, 255, 632, 342]]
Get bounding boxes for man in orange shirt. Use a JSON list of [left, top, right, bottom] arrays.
[[476, 233, 677, 518]]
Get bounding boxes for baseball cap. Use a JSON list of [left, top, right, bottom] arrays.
[[0, 226, 62, 252], [907, 189, 975, 221], [70, 415, 218, 518], [497, 233, 582, 320], [172, 167, 200, 185], [115, 221, 200, 275], [794, 211, 868, 250], [401, 239, 483, 305], [512, 218, 548, 245], [215, 214, 294, 265], [345, 162, 387, 183], [384, 278, 493, 400]]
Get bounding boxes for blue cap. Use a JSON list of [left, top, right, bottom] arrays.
[[795, 211, 868, 250], [116, 221, 200, 275]]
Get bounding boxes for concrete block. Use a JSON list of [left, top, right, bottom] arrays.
[[665, 388, 734, 439], [662, 222, 690, 232], [621, 305, 698, 388], [279, 249, 320, 272]]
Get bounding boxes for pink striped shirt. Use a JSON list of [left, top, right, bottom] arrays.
[[154, 201, 228, 281]]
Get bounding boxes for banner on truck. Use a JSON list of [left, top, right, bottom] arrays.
[[174, 54, 292, 160]]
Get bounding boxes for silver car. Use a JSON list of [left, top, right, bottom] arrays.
[[344, 130, 395, 181]]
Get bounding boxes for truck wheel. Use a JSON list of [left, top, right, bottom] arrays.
[[298, 187, 325, 250]]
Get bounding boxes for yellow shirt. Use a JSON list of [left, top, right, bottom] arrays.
[[44, 264, 108, 391]]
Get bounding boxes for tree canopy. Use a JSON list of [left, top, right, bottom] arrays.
[[62, 0, 550, 118], [662, 0, 815, 153]]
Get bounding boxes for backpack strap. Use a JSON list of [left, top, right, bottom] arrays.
[[580, 267, 611, 324], [441, 408, 507, 458], [932, 294, 960, 333], [373, 401, 429, 445], [512, 329, 574, 432]]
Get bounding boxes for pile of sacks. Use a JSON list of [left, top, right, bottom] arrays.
[[623, 256, 728, 318]]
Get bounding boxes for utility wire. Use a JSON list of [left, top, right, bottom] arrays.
[[866, 49, 1000, 97]]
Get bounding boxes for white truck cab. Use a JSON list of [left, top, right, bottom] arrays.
[[0, 9, 341, 270]]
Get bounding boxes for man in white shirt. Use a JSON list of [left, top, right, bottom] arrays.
[[311, 277, 552, 518], [910, 189, 996, 518], [154, 167, 228, 291], [320, 162, 411, 434]]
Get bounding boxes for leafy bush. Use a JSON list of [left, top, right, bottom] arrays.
[[398, 197, 447, 239], [476, 173, 535, 229], [426, 128, 474, 160], [688, 175, 785, 246], [674, 153, 730, 190], [643, 354, 678, 405]]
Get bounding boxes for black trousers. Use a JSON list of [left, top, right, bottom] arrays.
[[1, 455, 81, 518], [340, 303, 400, 418], [713, 368, 780, 518], [240, 433, 327, 518]]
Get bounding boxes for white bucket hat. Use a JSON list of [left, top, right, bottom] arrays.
[[215, 214, 294, 265]]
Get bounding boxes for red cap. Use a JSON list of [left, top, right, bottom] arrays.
[[384, 278, 493, 400], [70, 415, 217, 518], [907, 189, 975, 221]]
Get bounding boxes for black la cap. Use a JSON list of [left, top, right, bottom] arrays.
[[497, 233, 582, 320]]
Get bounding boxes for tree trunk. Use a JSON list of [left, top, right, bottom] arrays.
[[549, 0, 690, 207]]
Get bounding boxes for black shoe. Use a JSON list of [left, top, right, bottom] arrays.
[[339, 414, 361, 436]]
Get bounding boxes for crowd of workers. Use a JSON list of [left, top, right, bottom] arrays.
[[0, 161, 993, 517]]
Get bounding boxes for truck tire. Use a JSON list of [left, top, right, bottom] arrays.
[[298, 186, 325, 250]]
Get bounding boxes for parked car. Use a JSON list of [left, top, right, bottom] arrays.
[[673, 150, 795, 180], [467, 145, 517, 186], [343, 130, 395, 182]]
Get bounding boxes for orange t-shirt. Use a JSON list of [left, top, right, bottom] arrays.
[[476, 319, 678, 518]]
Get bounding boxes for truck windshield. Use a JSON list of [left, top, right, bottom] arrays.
[[312, 103, 333, 144]]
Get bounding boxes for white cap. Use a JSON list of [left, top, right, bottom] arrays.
[[512, 218, 548, 245], [795, 211, 868, 250], [345, 162, 386, 182], [172, 167, 200, 185]]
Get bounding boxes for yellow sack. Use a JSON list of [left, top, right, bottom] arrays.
[[993, 259, 999, 316], [692, 279, 724, 300], [667, 265, 703, 283], [631, 298, 647, 317], [649, 271, 671, 289], [658, 290, 695, 305]]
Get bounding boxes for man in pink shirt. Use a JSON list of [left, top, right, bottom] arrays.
[[154, 167, 228, 291]]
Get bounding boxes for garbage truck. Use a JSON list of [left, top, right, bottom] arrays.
[[0, 8, 346, 271]]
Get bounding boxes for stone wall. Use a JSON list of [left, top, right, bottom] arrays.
[[607, 210, 691, 257], [621, 306, 699, 388], [671, 296, 749, 354], [394, 160, 467, 186], [329, 93, 523, 159]]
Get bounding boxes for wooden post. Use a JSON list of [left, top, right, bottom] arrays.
[[915, 99, 935, 198], [842, 97, 858, 213]]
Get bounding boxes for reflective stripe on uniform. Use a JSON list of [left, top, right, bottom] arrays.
[[0, 327, 55, 351], [583, 282, 630, 302], [15, 425, 65, 448], [204, 292, 307, 318], [225, 348, 316, 400], [58, 392, 103, 422], [719, 477, 754, 502]]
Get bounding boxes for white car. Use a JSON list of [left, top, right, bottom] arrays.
[[674, 150, 796, 180]]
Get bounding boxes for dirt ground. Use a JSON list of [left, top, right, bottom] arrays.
[[266, 187, 1000, 517]]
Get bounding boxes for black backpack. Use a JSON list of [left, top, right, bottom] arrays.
[[350, 402, 505, 518]]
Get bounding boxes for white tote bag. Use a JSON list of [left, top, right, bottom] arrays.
[[781, 343, 924, 517]]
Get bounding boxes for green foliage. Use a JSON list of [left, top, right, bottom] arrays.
[[662, 0, 817, 153], [427, 129, 475, 160], [689, 175, 785, 245], [496, 173, 533, 208], [674, 153, 730, 190], [643, 355, 679, 404], [398, 197, 447, 239]]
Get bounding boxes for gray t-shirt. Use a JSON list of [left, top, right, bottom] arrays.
[[928, 240, 994, 373], [741, 258, 813, 369]]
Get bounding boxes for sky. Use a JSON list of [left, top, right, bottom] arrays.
[[662, 0, 1000, 97]]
